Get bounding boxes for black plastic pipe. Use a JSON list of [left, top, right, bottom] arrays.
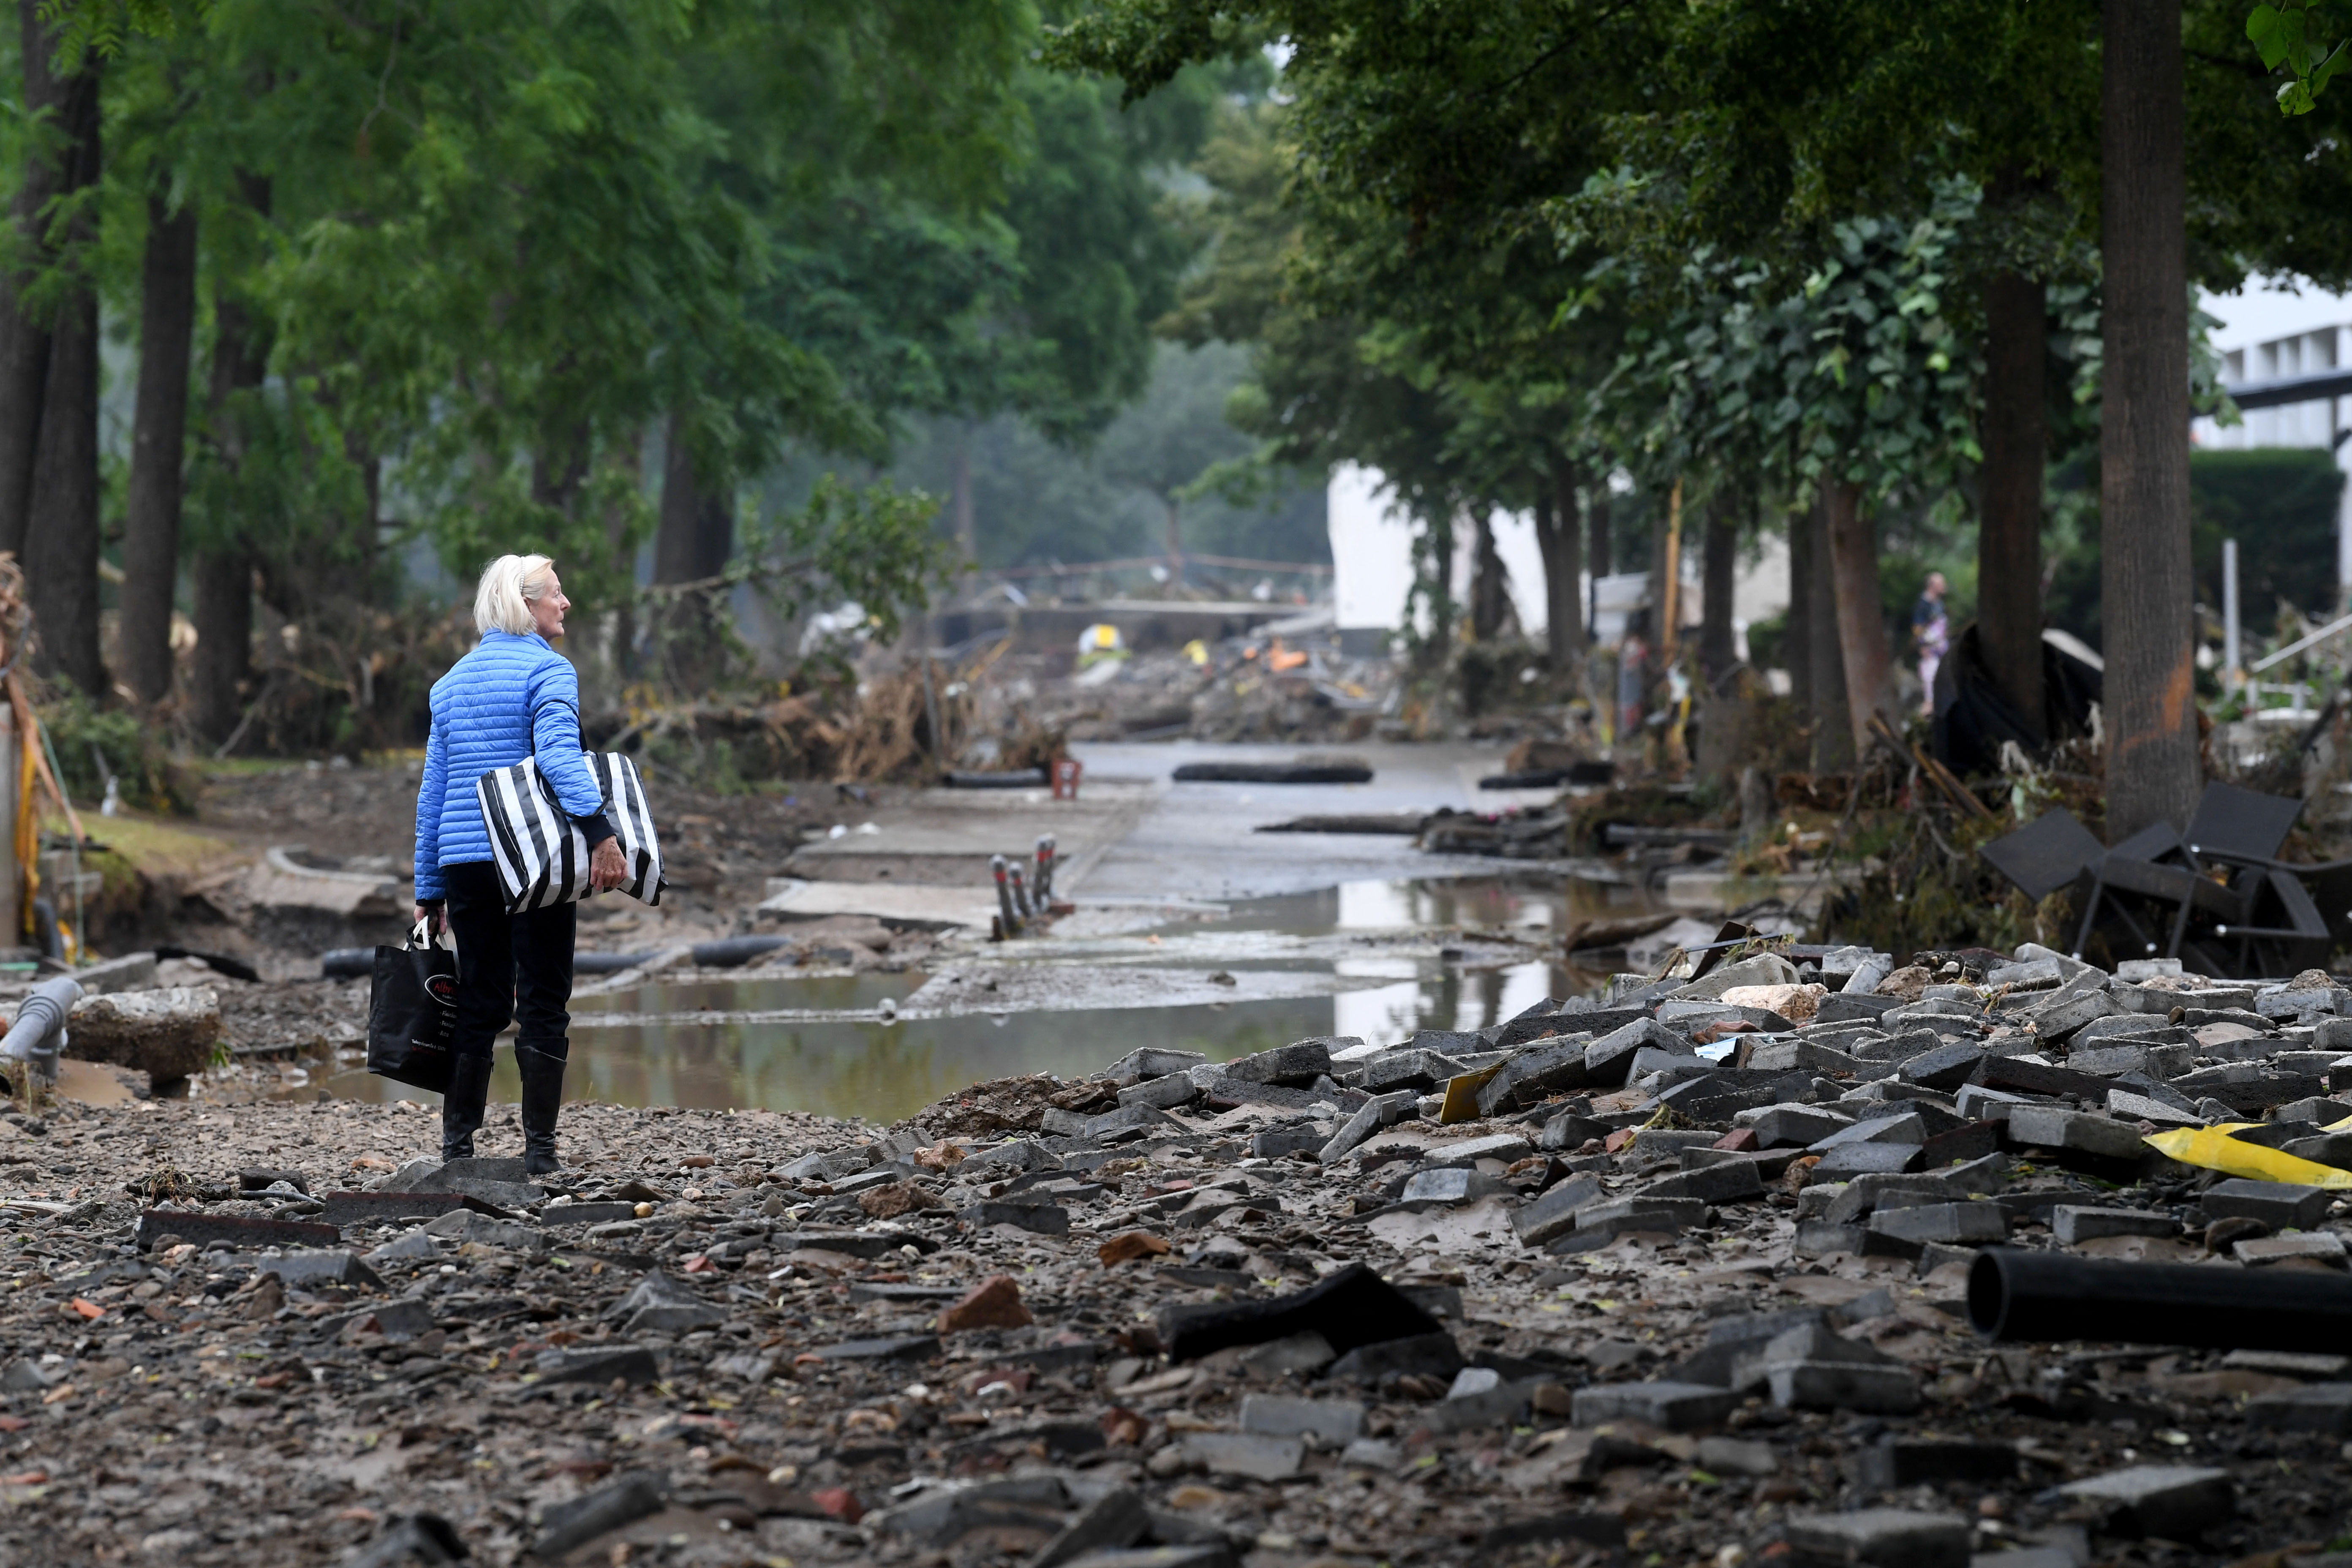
[[688, 936, 792, 969], [1968, 1245, 2352, 1350]]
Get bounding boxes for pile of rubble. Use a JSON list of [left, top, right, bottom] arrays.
[[5, 943, 2352, 1565]]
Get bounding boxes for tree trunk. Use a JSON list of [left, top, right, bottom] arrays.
[[190, 268, 273, 744], [0, 0, 83, 564], [121, 197, 199, 705], [1821, 478, 1896, 756], [1470, 513, 1508, 642], [605, 430, 644, 680], [654, 410, 732, 583], [1532, 458, 1583, 667], [2101, 0, 2199, 837], [1979, 270, 2048, 743], [1699, 488, 1740, 688], [1807, 496, 1855, 770], [654, 411, 733, 688], [1587, 481, 1612, 578], [21, 45, 103, 696], [189, 548, 250, 742], [1786, 498, 1814, 715], [1422, 512, 1458, 654]]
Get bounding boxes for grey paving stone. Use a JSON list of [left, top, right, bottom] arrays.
[[1511, 1173, 1605, 1247], [1238, 1393, 1364, 1441], [2055, 1465, 2235, 1539], [2245, 1382, 2352, 1435], [1745, 1104, 1854, 1148], [2051, 1205, 2175, 1244], [1786, 1508, 1969, 1568], [1810, 1143, 1923, 1178], [2202, 1177, 2333, 1229], [1898, 1042, 1986, 1092], [1864, 1201, 2006, 1246], [1222, 1040, 1335, 1087], [1568, 1195, 1707, 1239], [1569, 1380, 1735, 1431], [1811, 1112, 1929, 1151], [1396, 1168, 1501, 1206], [2235, 1231, 2349, 1268], [1319, 1089, 1419, 1162], [2004, 1105, 2147, 1161], [1636, 1159, 1765, 1205], [1034, 1486, 1149, 1568]]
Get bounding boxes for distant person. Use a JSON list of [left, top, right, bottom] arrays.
[[1617, 610, 1651, 744], [412, 555, 627, 1174], [1912, 571, 1949, 715]]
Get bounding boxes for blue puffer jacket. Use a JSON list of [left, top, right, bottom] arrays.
[[414, 630, 605, 900]]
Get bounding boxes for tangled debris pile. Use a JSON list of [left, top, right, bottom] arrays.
[[6, 946, 2352, 1565]]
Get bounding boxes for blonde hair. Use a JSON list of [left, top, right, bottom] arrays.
[[474, 554, 556, 636]]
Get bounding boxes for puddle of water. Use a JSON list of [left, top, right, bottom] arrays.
[[1180, 873, 1642, 936], [574, 970, 923, 1016], [314, 874, 1653, 1123], [319, 995, 1342, 1123]]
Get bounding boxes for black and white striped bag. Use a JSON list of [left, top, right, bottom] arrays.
[[475, 752, 666, 912]]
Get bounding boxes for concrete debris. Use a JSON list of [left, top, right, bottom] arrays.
[[5, 942, 2352, 1564]]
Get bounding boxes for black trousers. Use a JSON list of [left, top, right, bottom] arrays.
[[443, 861, 574, 1062]]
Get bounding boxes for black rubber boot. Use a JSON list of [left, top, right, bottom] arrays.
[[441, 1054, 493, 1162], [516, 1043, 568, 1176]]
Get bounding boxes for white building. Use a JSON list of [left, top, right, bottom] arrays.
[[1326, 461, 1790, 654], [2194, 278, 2352, 590]]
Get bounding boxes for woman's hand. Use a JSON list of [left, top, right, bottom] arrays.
[[414, 901, 444, 936], [589, 837, 628, 893]]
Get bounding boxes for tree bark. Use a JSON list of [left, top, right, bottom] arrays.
[[21, 44, 103, 696], [1470, 513, 1508, 642], [1821, 478, 1896, 757], [1587, 481, 1612, 578], [1786, 498, 1814, 715], [190, 260, 273, 744], [654, 410, 732, 584], [1531, 457, 1583, 667], [121, 197, 199, 705], [1806, 496, 1855, 770], [189, 547, 250, 741], [2101, 0, 2199, 837], [1979, 270, 2048, 743], [0, 0, 84, 564], [1699, 488, 1741, 688]]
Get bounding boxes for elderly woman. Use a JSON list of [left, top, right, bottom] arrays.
[[413, 555, 626, 1173]]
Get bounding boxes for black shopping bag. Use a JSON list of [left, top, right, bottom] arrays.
[[368, 921, 457, 1093]]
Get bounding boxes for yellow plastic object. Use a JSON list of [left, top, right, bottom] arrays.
[[1182, 639, 1209, 666], [1439, 1065, 1504, 1124], [2142, 1124, 2352, 1188]]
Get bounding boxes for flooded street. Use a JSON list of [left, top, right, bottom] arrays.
[[314, 871, 1656, 1120]]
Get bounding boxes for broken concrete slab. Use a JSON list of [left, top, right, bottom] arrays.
[[2054, 1465, 2234, 1539], [1570, 1380, 1734, 1431], [1784, 1508, 1970, 1568], [2052, 1206, 2175, 1245], [2201, 1177, 2333, 1230]]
